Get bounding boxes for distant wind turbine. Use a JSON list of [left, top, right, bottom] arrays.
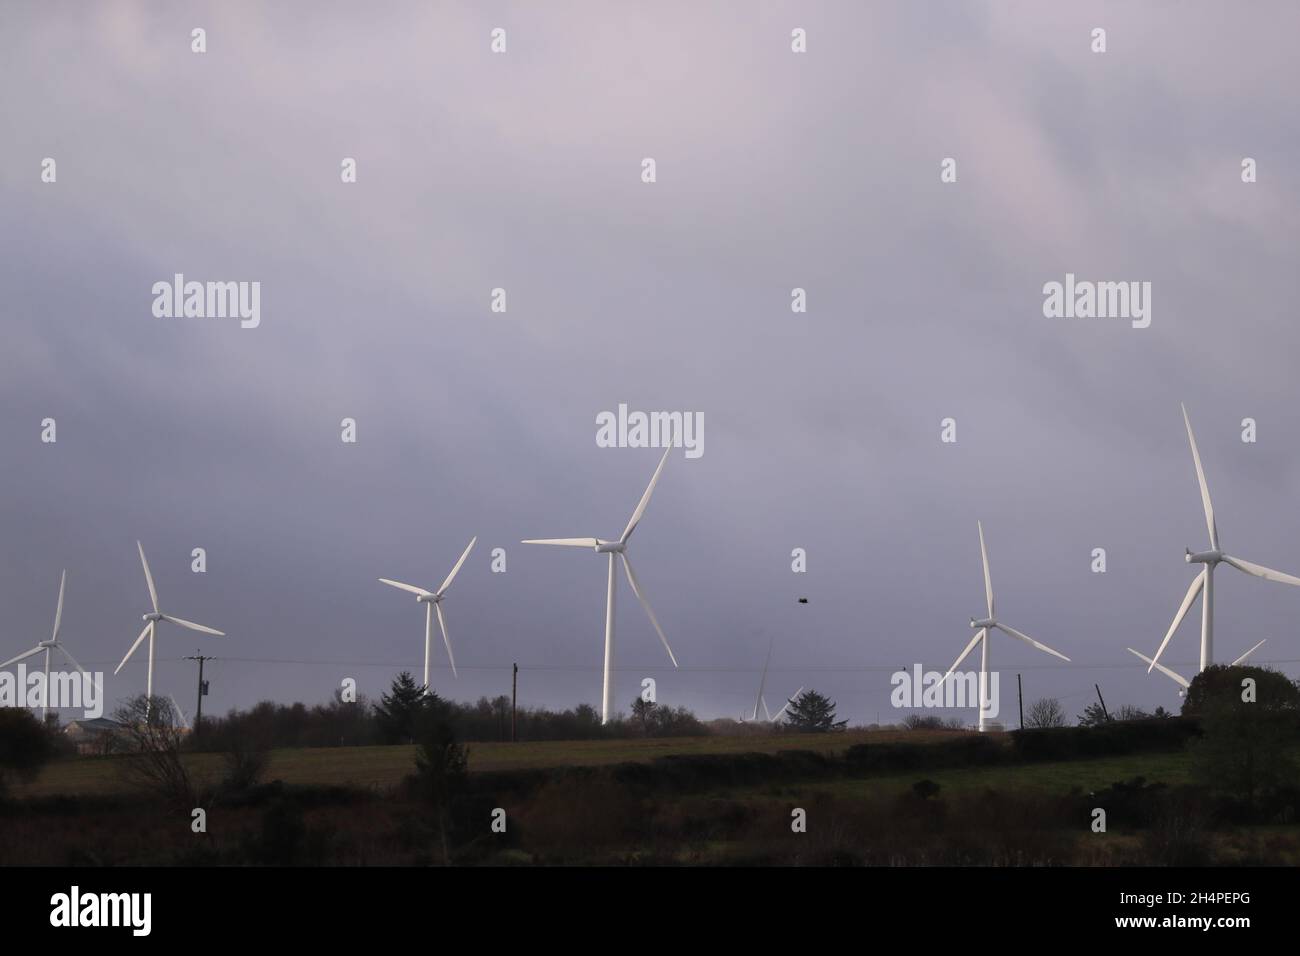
[[523, 445, 679, 725], [0, 571, 95, 721], [1146, 405, 1300, 676], [746, 637, 802, 723], [168, 694, 192, 730], [378, 536, 477, 691], [115, 542, 224, 711], [935, 521, 1071, 732]]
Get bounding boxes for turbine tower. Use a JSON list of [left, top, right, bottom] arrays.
[[1147, 405, 1300, 676], [378, 536, 477, 691], [747, 637, 802, 723], [115, 542, 224, 710], [936, 521, 1071, 732], [0, 571, 95, 721], [523, 445, 678, 724]]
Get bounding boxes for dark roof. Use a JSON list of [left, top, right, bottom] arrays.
[[63, 718, 125, 734]]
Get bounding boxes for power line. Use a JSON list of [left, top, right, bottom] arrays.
[[65, 655, 1300, 672]]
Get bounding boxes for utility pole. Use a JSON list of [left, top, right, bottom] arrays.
[[185, 654, 214, 736], [1094, 683, 1110, 721], [511, 662, 518, 743], [1017, 673, 1024, 730]]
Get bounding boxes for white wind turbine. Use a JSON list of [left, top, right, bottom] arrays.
[[1146, 405, 1300, 677], [0, 570, 96, 722], [936, 521, 1071, 732], [378, 536, 477, 691], [523, 445, 678, 725], [1127, 640, 1267, 694], [746, 637, 802, 723], [167, 694, 192, 730], [115, 542, 224, 710]]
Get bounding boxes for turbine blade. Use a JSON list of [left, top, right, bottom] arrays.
[[994, 622, 1071, 662], [1126, 647, 1190, 689], [115, 624, 152, 674], [51, 570, 67, 642], [1149, 570, 1205, 672], [169, 694, 191, 730], [771, 688, 803, 722], [435, 602, 458, 678], [754, 636, 774, 722], [520, 538, 600, 548], [57, 646, 92, 680], [0, 645, 44, 668], [621, 445, 673, 544], [977, 521, 994, 618], [1231, 639, 1268, 666], [1181, 403, 1218, 549], [436, 536, 477, 596], [937, 629, 985, 688], [162, 614, 224, 636], [138, 541, 160, 613], [620, 553, 677, 666], [1223, 555, 1300, 588], [378, 578, 433, 598]]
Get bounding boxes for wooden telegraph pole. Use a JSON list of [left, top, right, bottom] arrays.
[[185, 654, 214, 736], [1017, 673, 1024, 730], [1095, 683, 1110, 721]]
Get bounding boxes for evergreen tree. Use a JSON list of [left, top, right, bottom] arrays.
[[1077, 701, 1109, 726], [373, 672, 428, 744], [412, 692, 469, 862], [783, 690, 847, 733]]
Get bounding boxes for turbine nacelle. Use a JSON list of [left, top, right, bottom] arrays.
[[1185, 548, 1222, 565], [142, 612, 164, 623], [594, 541, 625, 554], [415, 593, 443, 604], [970, 617, 995, 630]]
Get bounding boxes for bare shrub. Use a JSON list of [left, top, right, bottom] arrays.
[[112, 695, 209, 811]]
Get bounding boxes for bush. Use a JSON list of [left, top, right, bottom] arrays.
[[845, 734, 1004, 773], [0, 707, 55, 797], [1011, 717, 1200, 761]]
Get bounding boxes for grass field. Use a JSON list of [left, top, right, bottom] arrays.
[[11, 728, 1190, 800], [794, 749, 1191, 800], [17, 729, 955, 797]]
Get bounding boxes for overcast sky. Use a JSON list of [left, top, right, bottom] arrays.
[[2, 1, 1298, 727]]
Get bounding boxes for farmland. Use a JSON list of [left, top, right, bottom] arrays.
[[16, 728, 965, 798]]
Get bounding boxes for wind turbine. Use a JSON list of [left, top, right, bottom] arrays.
[[747, 637, 803, 723], [114, 542, 223, 710], [1128, 639, 1268, 694], [1147, 405, 1300, 676], [378, 536, 477, 691], [0, 570, 95, 722], [168, 694, 192, 730], [935, 521, 1071, 732], [523, 445, 678, 725]]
